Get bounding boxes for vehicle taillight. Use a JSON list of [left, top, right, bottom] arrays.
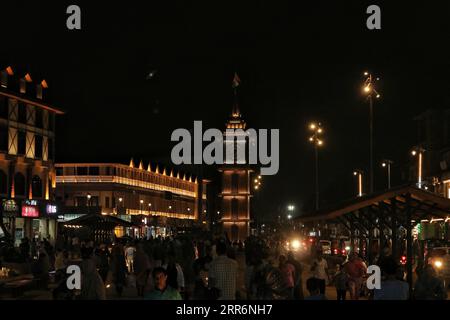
[[342, 249, 346, 255]]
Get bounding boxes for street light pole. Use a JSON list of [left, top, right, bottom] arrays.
[[353, 170, 363, 197], [363, 71, 380, 194], [309, 122, 324, 211], [411, 147, 426, 188], [369, 94, 373, 194], [382, 160, 393, 189]]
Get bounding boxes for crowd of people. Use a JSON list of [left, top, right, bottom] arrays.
[[0, 233, 448, 300]]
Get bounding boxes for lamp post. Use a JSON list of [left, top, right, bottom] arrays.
[[381, 159, 394, 189], [411, 147, 426, 188], [309, 122, 324, 211], [353, 170, 364, 197], [362, 71, 381, 194], [87, 193, 91, 207]]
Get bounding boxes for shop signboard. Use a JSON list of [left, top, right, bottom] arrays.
[[2, 199, 20, 217], [21, 200, 40, 218], [45, 203, 58, 216]]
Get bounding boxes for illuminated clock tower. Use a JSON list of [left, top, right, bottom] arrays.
[[219, 74, 253, 242]]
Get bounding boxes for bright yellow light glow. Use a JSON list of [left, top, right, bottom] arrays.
[[376, 94, 380, 99], [255, 186, 259, 190], [411, 150, 417, 156], [140, 200, 144, 204], [353, 171, 358, 176], [434, 260, 443, 269], [309, 137, 314, 142], [364, 72, 369, 76], [317, 140, 323, 146], [382, 163, 386, 167], [291, 239, 301, 250], [364, 86, 371, 93], [317, 128, 322, 133], [254, 179, 258, 183], [258, 176, 261, 179], [310, 123, 316, 130]]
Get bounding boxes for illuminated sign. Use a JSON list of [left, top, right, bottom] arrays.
[[46, 204, 58, 215], [2, 199, 19, 213], [22, 206, 39, 217], [21, 200, 39, 218]]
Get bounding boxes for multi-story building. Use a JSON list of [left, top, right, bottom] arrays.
[[0, 66, 63, 245], [55, 161, 208, 238], [411, 109, 450, 197], [218, 81, 253, 242]]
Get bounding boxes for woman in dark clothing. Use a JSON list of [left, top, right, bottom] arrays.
[[111, 244, 127, 297]]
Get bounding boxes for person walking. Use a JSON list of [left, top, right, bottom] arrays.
[[111, 244, 127, 298], [287, 251, 304, 299], [373, 257, 409, 300], [134, 243, 152, 297], [125, 242, 136, 273], [414, 264, 447, 300], [310, 251, 329, 296], [79, 247, 106, 300], [343, 252, 367, 300], [208, 240, 238, 300], [332, 264, 348, 301], [279, 255, 295, 299]]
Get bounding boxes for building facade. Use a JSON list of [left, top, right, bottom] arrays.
[[55, 161, 208, 238], [0, 66, 63, 246]]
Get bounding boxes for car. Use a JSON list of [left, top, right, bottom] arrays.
[[320, 240, 332, 255], [427, 247, 450, 287]]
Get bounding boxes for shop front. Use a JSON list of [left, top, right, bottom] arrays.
[[1, 198, 59, 246]]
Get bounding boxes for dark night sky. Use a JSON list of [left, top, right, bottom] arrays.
[[2, 1, 450, 219]]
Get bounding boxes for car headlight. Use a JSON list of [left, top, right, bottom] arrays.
[[434, 260, 443, 269], [291, 240, 300, 250]]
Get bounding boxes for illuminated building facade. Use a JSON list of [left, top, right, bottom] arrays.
[[219, 77, 253, 242], [0, 66, 63, 245], [55, 161, 208, 238]]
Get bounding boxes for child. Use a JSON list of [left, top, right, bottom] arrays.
[[332, 264, 348, 300], [305, 277, 327, 300]]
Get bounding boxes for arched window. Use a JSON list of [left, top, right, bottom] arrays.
[[231, 224, 239, 242], [0, 170, 7, 194], [231, 198, 239, 220], [14, 172, 26, 196], [32, 175, 43, 198]]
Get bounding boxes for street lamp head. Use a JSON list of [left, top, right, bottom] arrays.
[[317, 140, 323, 146], [118, 197, 123, 202], [353, 171, 358, 176], [140, 199, 144, 204], [382, 162, 386, 167], [317, 128, 323, 134], [364, 71, 369, 76], [364, 85, 371, 93], [310, 123, 316, 130], [287, 214, 292, 220], [87, 193, 91, 200], [411, 150, 417, 156], [148, 203, 152, 207]]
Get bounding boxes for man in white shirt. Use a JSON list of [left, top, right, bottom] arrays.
[[311, 251, 329, 296]]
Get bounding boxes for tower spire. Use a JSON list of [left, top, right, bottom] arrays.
[[231, 72, 241, 118]]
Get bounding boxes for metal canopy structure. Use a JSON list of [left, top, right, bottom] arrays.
[[62, 214, 136, 229], [297, 184, 450, 296]]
